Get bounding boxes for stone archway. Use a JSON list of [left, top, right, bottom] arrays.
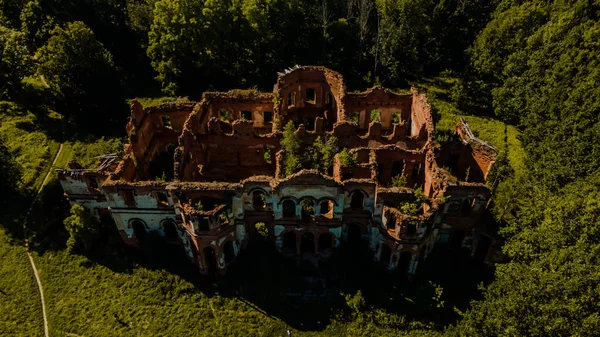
[[282, 231, 296, 255], [130, 219, 147, 242], [203, 246, 218, 274], [300, 232, 315, 254], [223, 241, 235, 264], [351, 192, 364, 210], [318, 233, 333, 253], [162, 219, 178, 241]]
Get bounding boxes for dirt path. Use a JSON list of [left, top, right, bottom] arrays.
[[23, 142, 63, 337]]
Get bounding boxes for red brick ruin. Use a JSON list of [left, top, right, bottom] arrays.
[[58, 66, 502, 275]]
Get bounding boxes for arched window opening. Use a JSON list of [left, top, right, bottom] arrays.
[[223, 241, 235, 264], [351, 192, 365, 210], [319, 200, 333, 216], [203, 246, 218, 274], [252, 191, 266, 210], [381, 244, 392, 266], [300, 199, 315, 222], [300, 232, 315, 254], [162, 220, 178, 241], [282, 232, 296, 254], [306, 88, 316, 103], [130, 219, 147, 242], [282, 200, 296, 217], [318, 233, 333, 253]]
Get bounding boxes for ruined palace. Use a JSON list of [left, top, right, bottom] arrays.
[[58, 66, 501, 275]]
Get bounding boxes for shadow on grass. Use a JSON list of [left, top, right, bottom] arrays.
[[13, 180, 494, 333]]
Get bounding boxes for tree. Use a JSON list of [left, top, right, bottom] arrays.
[[63, 204, 99, 253], [0, 26, 33, 100], [36, 21, 125, 132], [281, 120, 302, 177], [0, 136, 22, 211]]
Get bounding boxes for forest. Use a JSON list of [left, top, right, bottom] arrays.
[[1, 0, 599, 336]]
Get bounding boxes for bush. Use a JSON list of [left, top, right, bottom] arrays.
[[337, 148, 358, 166]]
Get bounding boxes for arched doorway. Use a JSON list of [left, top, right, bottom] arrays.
[[282, 231, 296, 255], [398, 251, 413, 275], [223, 241, 235, 264], [381, 244, 392, 267], [162, 219, 178, 241], [351, 192, 364, 210], [318, 233, 333, 253], [130, 219, 147, 242], [346, 223, 362, 245], [301, 232, 315, 254], [203, 246, 218, 274]]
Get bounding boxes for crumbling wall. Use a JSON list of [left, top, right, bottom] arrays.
[[409, 88, 435, 140], [344, 87, 412, 132]]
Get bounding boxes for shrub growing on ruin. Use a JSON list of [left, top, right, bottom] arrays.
[[254, 222, 268, 238], [337, 148, 358, 166], [370, 110, 381, 122], [63, 204, 99, 253], [399, 187, 427, 215], [349, 112, 359, 124], [392, 113, 401, 124], [281, 121, 302, 176], [391, 174, 407, 187]]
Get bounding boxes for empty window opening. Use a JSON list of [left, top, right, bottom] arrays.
[[88, 177, 99, 190], [161, 115, 172, 128], [162, 220, 178, 241], [282, 200, 296, 217], [252, 191, 266, 210], [241, 111, 252, 121], [121, 190, 136, 207], [351, 192, 364, 210], [198, 217, 210, 231], [156, 192, 169, 206], [287, 93, 293, 107], [326, 92, 333, 106], [411, 163, 422, 186], [301, 199, 315, 222], [391, 161, 405, 178], [300, 232, 315, 254], [219, 109, 230, 121], [129, 219, 147, 242], [282, 232, 296, 253], [223, 241, 235, 264], [319, 200, 333, 216], [399, 251, 412, 274], [306, 88, 316, 103], [380, 244, 392, 266], [461, 198, 474, 216], [203, 246, 218, 274], [318, 233, 333, 252], [406, 222, 417, 236], [264, 111, 273, 123]]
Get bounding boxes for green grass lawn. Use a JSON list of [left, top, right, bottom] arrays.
[[0, 229, 44, 337]]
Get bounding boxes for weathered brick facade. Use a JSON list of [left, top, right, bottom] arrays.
[[58, 66, 500, 275]]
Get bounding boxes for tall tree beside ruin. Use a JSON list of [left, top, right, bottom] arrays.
[[63, 204, 99, 253], [0, 25, 32, 100], [36, 21, 125, 133]]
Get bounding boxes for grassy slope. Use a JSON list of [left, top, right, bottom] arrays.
[[417, 78, 526, 177], [0, 109, 60, 189], [0, 229, 44, 337]]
